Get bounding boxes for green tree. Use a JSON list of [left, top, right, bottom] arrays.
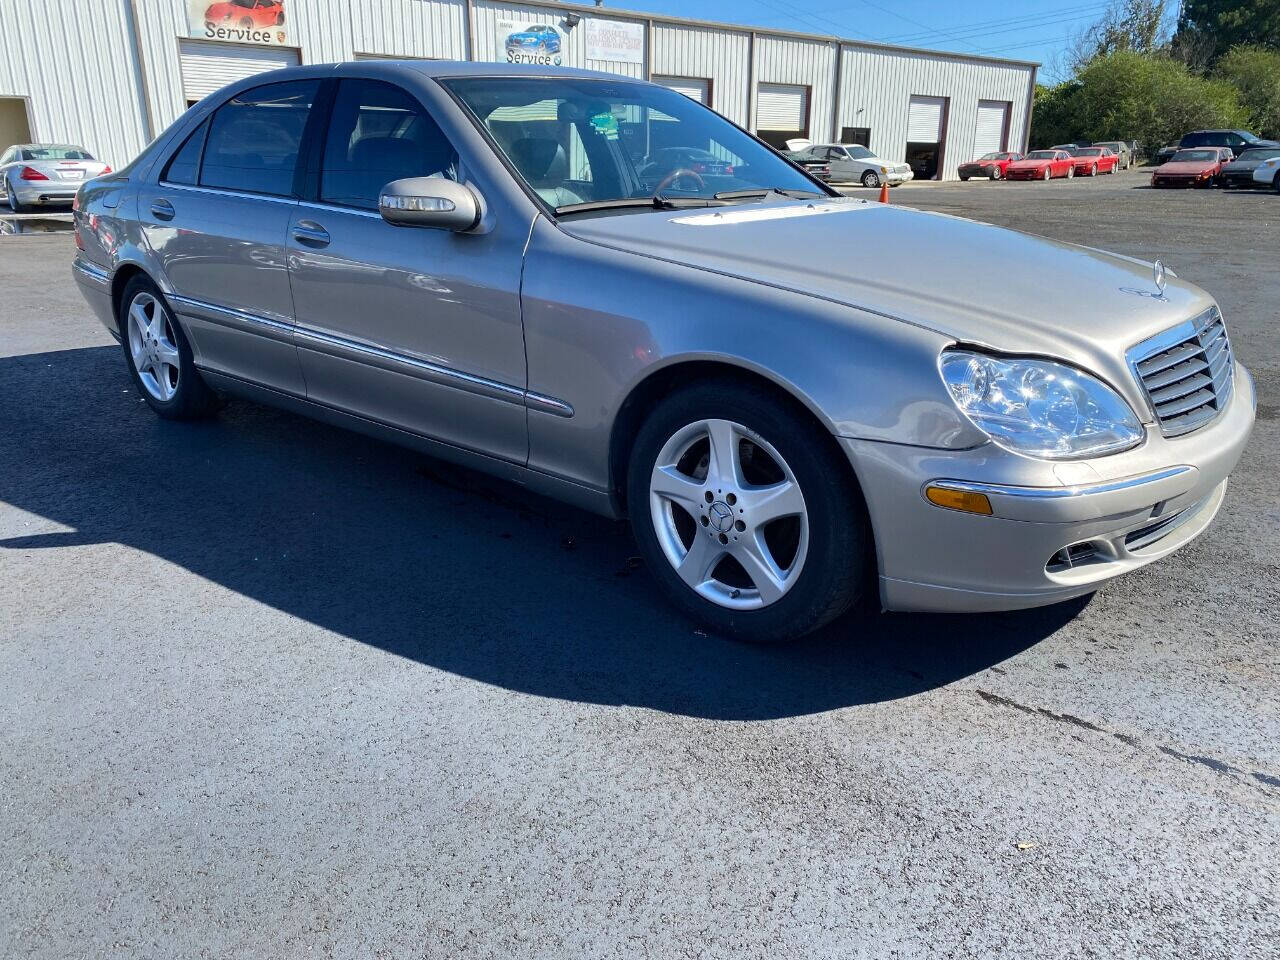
[[1174, 0, 1280, 65], [1214, 44, 1280, 136], [1029, 51, 1248, 152]]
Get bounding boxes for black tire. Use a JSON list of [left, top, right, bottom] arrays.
[[5, 177, 30, 213], [861, 170, 881, 189], [988, 166, 1001, 180], [1090, 163, 1098, 177], [1274, 171, 1280, 194], [626, 380, 869, 643], [118, 275, 220, 420], [1042, 166, 1051, 181], [960, 174, 969, 181]]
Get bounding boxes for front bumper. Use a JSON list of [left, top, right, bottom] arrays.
[[843, 362, 1256, 613], [885, 169, 913, 185]]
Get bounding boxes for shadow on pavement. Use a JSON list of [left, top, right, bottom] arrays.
[[0, 346, 1083, 720]]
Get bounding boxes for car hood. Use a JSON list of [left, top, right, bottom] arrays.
[[1007, 158, 1050, 168], [558, 198, 1215, 405], [1157, 161, 1217, 173]]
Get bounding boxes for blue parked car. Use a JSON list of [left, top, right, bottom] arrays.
[[505, 25, 562, 62]]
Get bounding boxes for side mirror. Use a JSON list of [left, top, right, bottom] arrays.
[[379, 178, 482, 231]]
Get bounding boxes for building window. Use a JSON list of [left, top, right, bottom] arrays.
[[840, 126, 871, 147]]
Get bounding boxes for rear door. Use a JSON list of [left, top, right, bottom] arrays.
[[138, 79, 318, 396], [284, 77, 528, 464]]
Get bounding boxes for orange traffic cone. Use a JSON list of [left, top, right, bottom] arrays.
[[878, 182, 890, 204]]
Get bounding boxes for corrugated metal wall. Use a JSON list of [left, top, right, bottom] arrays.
[[650, 24, 749, 128], [0, 0, 150, 167], [755, 35, 837, 143], [0, 1, 1036, 180], [838, 45, 1035, 180]]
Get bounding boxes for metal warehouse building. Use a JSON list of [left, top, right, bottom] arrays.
[[0, 0, 1036, 182]]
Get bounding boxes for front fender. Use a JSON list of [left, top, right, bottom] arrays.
[[520, 216, 983, 493]]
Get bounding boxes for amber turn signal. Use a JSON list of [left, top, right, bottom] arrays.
[[924, 485, 993, 515]]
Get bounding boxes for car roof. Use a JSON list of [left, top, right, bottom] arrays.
[[279, 60, 630, 82]]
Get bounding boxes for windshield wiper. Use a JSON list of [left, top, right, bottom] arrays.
[[712, 187, 825, 201], [555, 196, 721, 215]]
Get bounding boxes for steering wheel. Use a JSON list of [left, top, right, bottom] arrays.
[[652, 167, 706, 198]]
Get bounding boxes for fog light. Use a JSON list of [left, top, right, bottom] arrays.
[[924, 485, 993, 515]]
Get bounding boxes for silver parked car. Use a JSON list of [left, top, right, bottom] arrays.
[[795, 143, 913, 188], [71, 63, 1255, 642], [1092, 140, 1133, 170], [1, 143, 111, 211]]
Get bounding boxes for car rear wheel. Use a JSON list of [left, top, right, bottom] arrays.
[[861, 170, 881, 189], [627, 381, 868, 643], [120, 276, 220, 420], [5, 177, 29, 213]]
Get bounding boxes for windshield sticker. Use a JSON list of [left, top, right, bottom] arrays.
[[589, 112, 620, 141]]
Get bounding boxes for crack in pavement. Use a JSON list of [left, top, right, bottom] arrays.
[[974, 689, 1280, 796]]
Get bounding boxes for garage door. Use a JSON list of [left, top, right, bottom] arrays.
[[653, 76, 709, 105], [973, 100, 1008, 156], [179, 40, 299, 103], [907, 96, 945, 142], [756, 83, 808, 132]]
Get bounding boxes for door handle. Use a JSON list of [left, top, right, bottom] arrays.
[[292, 219, 330, 248], [150, 198, 175, 221]]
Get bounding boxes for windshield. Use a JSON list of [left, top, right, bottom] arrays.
[[1237, 148, 1280, 162], [443, 76, 825, 211], [1172, 150, 1219, 162], [1026, 151, 1057, 159], [1076, 148, 1103, 156], [845, 145, 874, 159], [21, 145, 94, 161], [977, 152, 1003, 160]]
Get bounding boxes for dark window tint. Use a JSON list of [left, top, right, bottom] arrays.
[[319, 79, 457, 210], [200, 79, 318, 196], [162, 119, 208, 185]]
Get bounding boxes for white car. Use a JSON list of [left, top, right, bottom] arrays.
[[1251, 154, 1280, 192], [1, 143, 111, 212], [796, 143, 913, 188]]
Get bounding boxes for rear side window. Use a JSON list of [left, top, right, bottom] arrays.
[[162, 119, 209, 185], [319, 78, 458, 210], [200, 79, 319, 197]]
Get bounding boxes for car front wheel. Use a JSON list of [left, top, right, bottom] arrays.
[[120, 276, 220, 420], [861, 170, 881, 189], [627, 381, 868, 642]]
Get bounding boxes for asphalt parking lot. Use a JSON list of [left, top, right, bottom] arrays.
[[2, 169, 1277, 958]]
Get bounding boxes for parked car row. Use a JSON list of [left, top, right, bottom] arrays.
[[1153, 129, 1278, 166], [1001, 146, 1123, 181], [1152, 145, 1280, 190]]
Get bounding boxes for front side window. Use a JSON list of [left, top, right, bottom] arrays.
[[320, 78, 458, 210], [200, 79, 318, 197], [443, 76, 824, 211]]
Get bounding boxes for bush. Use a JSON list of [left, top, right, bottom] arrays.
[[1030, 50, 1249, 151], [1214, 45, 1280, 138]]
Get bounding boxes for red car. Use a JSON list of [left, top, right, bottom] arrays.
[[1151, 147, 1233, 188], [1068, 146, 1119, 176], [1004, 149, 1076, 181], [957, 152, 1023, 181], [204, 0, 284, 28]]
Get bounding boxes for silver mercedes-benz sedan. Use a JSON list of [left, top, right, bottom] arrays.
[[71, 63, 1256, 642]]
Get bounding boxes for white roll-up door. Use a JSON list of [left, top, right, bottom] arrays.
[[179, 40, 299, 102], [653, 76, 709, 105], [973, 100, 1008, 156], [756, 83, 808, 132], [907, 96, 945, 142]]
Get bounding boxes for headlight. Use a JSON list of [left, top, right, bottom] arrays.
[[939, 350, 1143, 459]]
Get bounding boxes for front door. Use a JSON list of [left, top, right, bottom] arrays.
[[285, 77, 528, 464], [138, 78, 319, 397]]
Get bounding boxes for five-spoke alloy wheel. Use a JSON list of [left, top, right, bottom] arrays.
[[628, 381, 868, 642], [118, 275, 219, 419]]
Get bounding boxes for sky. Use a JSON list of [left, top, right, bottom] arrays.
[[597, 0, 1168, 83]]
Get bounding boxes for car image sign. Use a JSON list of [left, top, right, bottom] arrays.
[[498, 19, 565, 66], [188, 0, 289, 46]]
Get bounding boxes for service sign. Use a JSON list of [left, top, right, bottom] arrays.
[[188, 0, 290, 46], [585, 19, 643, 65], [497, 19, 565, 66]]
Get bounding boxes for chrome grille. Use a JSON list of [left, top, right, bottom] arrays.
[[1127, 307, 1234, 437]]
